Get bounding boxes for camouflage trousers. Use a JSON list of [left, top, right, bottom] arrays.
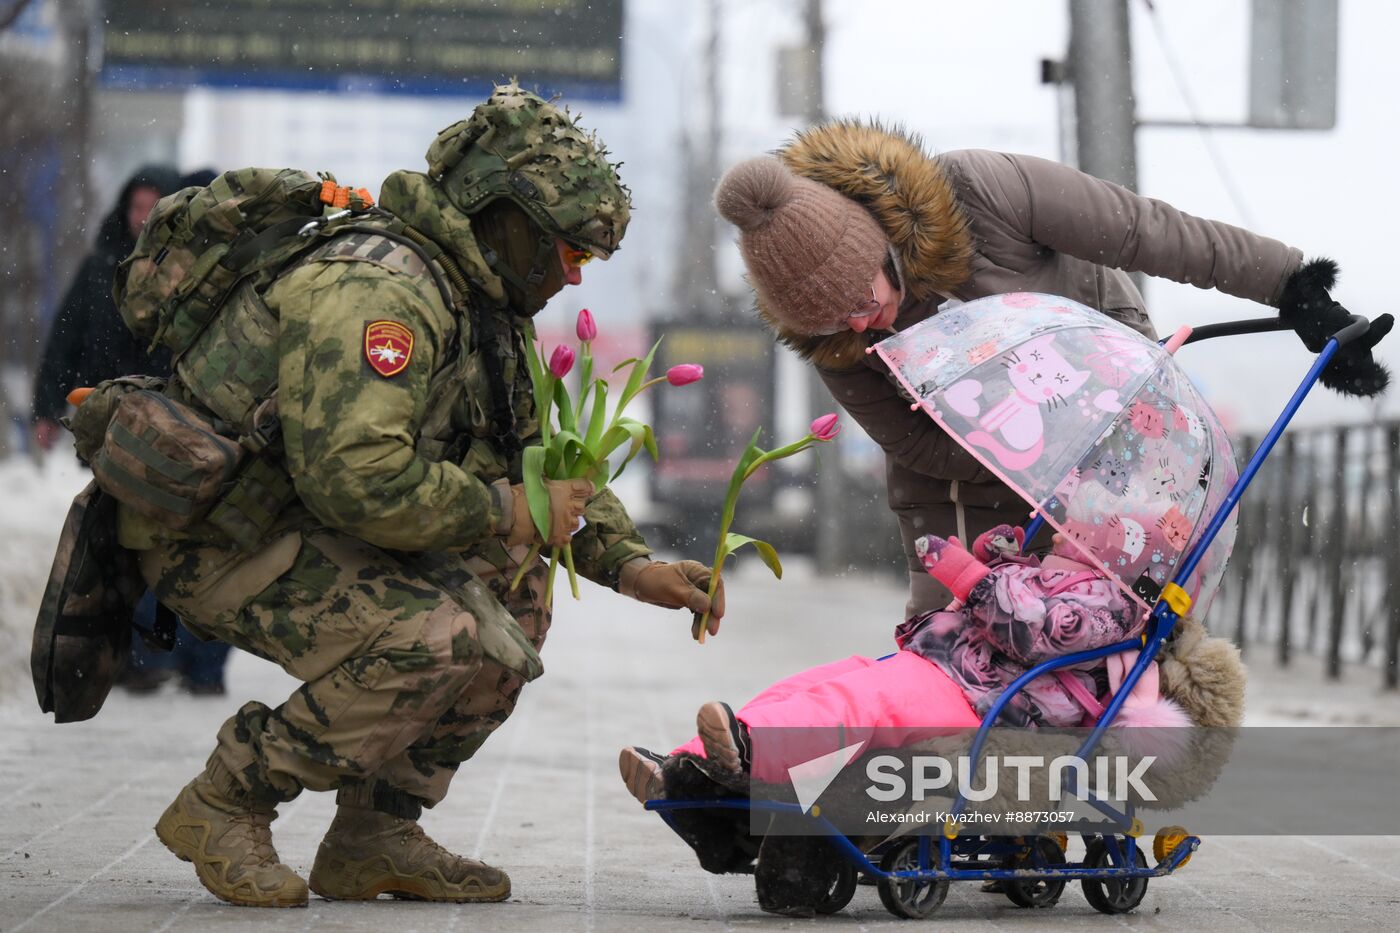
[[139, 527, 550, 815]]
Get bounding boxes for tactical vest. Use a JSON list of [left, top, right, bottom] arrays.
[[308, 228, 540, 486], [173, 221, 537, 550]]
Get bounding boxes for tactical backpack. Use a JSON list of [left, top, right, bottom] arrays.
[[102, 168, 451, 547]]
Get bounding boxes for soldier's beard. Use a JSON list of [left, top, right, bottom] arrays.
[[472, 200, 565, 317]]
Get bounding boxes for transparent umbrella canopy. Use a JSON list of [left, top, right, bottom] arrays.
[[874, 292, 1239, 619]]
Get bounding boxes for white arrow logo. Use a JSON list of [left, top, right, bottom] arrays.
[[787, 741, 867, 814]]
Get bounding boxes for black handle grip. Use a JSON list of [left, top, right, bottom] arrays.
[[1181, 318, 1290, 345], [1180, 314, 1380, 351], [1332, 314, 1371, 349]]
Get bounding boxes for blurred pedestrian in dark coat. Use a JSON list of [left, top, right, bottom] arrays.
[[31, 163, 181, 449]]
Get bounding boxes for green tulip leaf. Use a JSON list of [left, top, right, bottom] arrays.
[[643, 423, 659, 462], [584, 379, 609, 451], [552, 428, 599, 480], [552, 379, 578, 434], [617, 338, 663, 409], [522, 445, 551, 538], [543, 444, 563, 478], [723, 532, 783, 580], [606, 419, 651, 482]]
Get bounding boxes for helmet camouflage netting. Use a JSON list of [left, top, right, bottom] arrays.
[[427, 80, 631, 258]]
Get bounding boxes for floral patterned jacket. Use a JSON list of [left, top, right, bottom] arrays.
[[895, 552, 1144, 726]]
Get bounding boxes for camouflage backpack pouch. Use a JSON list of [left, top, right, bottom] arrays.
[[90, 389, 246, 530]]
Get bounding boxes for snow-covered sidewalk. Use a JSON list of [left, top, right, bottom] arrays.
[[3, 456, 1400, 929]]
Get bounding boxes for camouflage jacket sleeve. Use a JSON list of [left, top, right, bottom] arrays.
[[272, 258, 500, 551], [571, 486, 652, 589]]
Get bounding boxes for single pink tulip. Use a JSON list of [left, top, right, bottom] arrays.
[[549, 344, 576, 378], [809, 412, 841, 440], [576, 308, 597, 342], [666, 364, 704, 386]]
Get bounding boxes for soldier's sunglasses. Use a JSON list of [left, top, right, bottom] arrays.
[[562, 244, 594, 267]]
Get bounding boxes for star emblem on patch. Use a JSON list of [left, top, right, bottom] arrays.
[[364, 320, 414, 377]]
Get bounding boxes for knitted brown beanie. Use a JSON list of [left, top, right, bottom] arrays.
[[714, 156, 889, 336]]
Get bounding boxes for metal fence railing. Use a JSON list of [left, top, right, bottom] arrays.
[[1219, 421, 1400, 688]]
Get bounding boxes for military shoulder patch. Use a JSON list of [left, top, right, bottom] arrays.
[[365, 320, 414, 377]]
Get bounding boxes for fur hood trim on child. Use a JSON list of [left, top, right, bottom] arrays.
[[1159, 615, 1247, 728]]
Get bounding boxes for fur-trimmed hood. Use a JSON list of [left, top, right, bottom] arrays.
[[1159, 615, 1246, 728], [759, 120, 974, 369]]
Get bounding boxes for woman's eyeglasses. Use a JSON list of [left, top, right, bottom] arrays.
[[809, 286, 886, 336], [847, 286, 882, 324]]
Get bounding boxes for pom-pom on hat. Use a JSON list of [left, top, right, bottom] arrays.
[[714, 156, 889, 336]]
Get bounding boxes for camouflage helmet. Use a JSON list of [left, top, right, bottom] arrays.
[[427, 81, 631, 258]]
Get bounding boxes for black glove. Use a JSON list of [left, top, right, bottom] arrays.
[[1278, 258, 1391, 397]]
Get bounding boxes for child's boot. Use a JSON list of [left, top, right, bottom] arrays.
[[696, 701, 751, 777], [618, 746, 667, 805]]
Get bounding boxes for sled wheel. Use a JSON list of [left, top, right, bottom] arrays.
[[815, 858, 858, 914], [1080, 837, 1149, 914], [877, 838, 949, 919], [1153, 825, 1193, 869], [1004, 836, 1067, 908]]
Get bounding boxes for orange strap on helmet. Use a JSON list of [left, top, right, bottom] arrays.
[[319, 181, 375, 210]]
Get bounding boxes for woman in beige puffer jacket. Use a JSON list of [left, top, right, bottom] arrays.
[[715, 120, 1313, 617]]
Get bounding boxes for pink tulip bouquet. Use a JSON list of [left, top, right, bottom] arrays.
[[514, 309, 703, 602], [694, 413, 842, 642]]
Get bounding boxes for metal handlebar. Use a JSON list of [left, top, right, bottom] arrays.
[[1183, 313, 1377, 348]]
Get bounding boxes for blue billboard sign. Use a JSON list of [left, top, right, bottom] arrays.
[[100, 0, 624, 101]]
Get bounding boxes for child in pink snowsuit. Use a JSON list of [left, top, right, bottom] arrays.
[[620, 523, 1186, 796]]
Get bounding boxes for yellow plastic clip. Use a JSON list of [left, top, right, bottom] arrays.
[[943, 818, 961, 840], [1126, 817, 1145, 839], [1160, 583, 1192, 617]]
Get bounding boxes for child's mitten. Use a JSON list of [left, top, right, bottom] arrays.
[[972, 523, 1025, 562], [916, 534, 991, 601]]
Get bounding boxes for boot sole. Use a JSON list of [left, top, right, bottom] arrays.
[[155, 802, 308, 909], [696, 702, 744, 776], [309, 862, 510, 903], [618, 748, 665, 805]]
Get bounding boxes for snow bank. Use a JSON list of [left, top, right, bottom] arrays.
[[0, 456, 89, 704]]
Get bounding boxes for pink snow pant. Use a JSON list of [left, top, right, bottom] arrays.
[[671, 651, 981, 784]]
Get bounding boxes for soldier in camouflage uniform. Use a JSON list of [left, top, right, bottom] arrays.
[[127, 83, 725, 908]]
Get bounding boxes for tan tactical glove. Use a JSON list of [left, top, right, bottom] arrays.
[[493, 478, 594, 549], [618, 558, 725, 636]]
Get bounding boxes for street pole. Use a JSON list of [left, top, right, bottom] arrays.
[[1067, 0, 1139, 192], [796, 0, 845, 575], [671, 0, 722, 317]]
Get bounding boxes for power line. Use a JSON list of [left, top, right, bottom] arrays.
[[1137, 0, 1257, 228]]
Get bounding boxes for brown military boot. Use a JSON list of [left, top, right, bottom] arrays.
[[155, 773, 308, 908], [308, 806, 510, 902]]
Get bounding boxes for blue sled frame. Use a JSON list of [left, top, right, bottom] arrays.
[[646, 315, 1376, 918]]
